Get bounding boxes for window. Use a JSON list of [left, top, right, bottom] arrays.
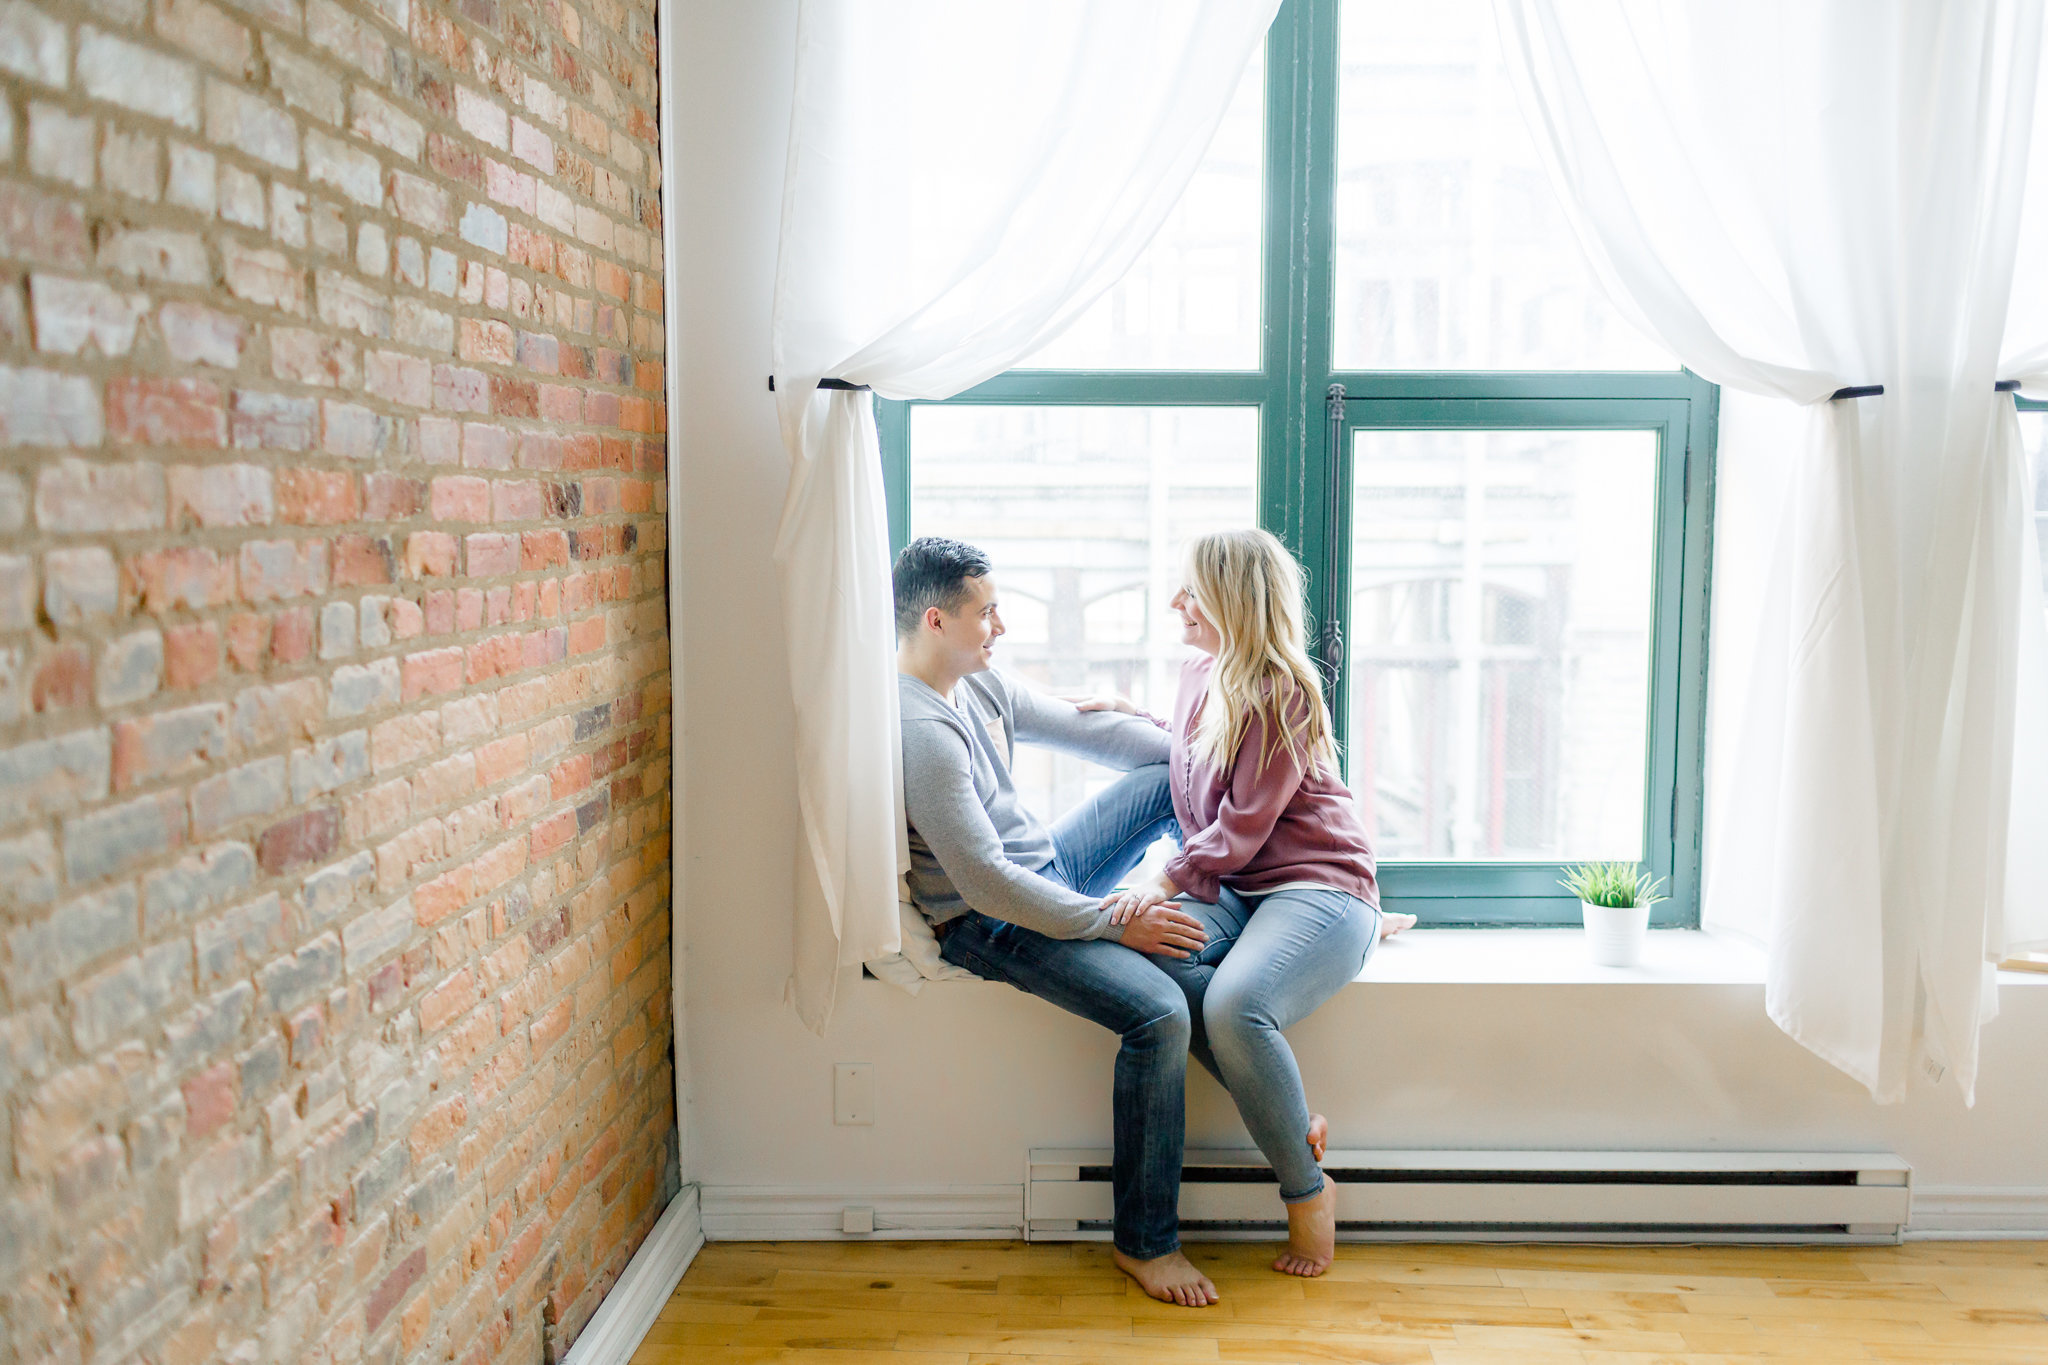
[[880, 0, 1716, 926]]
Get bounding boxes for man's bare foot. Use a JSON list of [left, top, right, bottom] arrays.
[[1306, 1112, 1328, 1162], [1379, 911, 1417, 941], [1274, 1180, 1338, 1277], [1112, 1248, 1219, 1307]]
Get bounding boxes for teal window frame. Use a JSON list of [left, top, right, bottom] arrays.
[[876, 0, 1718, 928]]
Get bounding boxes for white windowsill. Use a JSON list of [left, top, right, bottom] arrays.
[[1360, 928, 1766, 986], [1358, 929, 2048, 988], [880, 928, 2048, 989]]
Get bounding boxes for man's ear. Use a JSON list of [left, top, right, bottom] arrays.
[[924, 604, 946, 634]]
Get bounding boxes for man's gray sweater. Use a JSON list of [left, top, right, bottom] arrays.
[[899, 670, 1169, 941]]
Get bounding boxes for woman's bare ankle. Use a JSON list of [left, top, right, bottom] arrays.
[[1274, 1180, 1338, 1277]]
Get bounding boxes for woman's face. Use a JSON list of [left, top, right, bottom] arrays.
[[1170, 584, 1223, 656]]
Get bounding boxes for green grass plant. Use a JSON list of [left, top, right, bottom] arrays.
[[1559, 861, 1667, 910]]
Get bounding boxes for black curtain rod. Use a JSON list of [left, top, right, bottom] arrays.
[[1831, 380, 2022, 400], [767, 376, 871, 392], [767, 374, 2024, 401]]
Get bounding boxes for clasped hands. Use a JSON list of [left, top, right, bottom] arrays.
[[1100, 870, 1206, 960]]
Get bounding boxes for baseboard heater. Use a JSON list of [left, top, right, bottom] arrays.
[[1027, 1148, 1911, 1244]]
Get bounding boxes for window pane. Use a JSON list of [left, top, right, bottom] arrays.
[[911, 406, 1258, 820], [1332, 0, 1674, 371], [1348, 428, 1656, 860], [2023, 409, 2048, 617], [1020, 48, 1265, 371]]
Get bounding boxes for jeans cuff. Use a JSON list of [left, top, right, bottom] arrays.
[[1280, 1173, 1326, 1204], [1114, 1236, 1182, 1259]]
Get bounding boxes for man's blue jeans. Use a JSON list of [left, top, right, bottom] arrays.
[[937, 762, 1188, 1259]]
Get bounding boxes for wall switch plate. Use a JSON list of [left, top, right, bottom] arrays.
[[833, 1063, 874, 1125], [842, 1205, 875, 1234]]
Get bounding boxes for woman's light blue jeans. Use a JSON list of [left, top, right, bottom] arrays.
[[1153, 885, 1380, 1203]]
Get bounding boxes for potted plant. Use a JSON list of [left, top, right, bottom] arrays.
[[1559, 862, 1666, 968]]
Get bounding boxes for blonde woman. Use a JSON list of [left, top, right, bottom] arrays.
[[1084, 529, 1403, 1277]]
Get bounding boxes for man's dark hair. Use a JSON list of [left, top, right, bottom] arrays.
[[893, 536, 992, 638]]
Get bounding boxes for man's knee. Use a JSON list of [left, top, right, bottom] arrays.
[[1125, 985, 1192, 1050]]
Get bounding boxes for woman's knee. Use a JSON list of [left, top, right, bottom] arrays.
[[1202, 975, 1277, 1041]]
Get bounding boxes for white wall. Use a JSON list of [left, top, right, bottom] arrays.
[[669, 3, 2048, 1220]]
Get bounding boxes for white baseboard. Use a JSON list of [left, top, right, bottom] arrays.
[[561, 1184, 703, 1365], [690, 1181, 2048, 1244], [1906, 1186, 2048, 1238], [700, 1185, 1023, 1241]]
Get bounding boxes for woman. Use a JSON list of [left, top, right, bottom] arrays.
[[1087, 528, 1403, 1278]]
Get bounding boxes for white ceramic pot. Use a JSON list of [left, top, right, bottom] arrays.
[[1582, 899, 1649, 968]]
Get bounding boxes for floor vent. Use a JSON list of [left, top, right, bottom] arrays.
[[1029, 1148, 1911, 1244]]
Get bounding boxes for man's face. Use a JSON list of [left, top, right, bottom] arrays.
[[928, 573, 1004, 675]]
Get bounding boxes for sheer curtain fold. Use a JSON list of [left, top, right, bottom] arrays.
[[1496, 0, 2048, 1102], [771, 0, 1280, 1031]]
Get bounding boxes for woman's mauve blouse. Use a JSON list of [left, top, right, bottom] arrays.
[[1155, 655, 1378, 905]]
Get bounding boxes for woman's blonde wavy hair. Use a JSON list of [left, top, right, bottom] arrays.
[[1182, 528, 1335, 776]]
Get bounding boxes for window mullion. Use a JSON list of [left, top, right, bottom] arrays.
[[1259, 0, 1341, 603]]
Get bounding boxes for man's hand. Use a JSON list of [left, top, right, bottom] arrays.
[[1103, 870, 1181, 925], [1117, 904, 1208, 959]]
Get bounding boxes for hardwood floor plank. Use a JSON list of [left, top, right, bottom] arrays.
[[656, 1241, 2048, 1365]]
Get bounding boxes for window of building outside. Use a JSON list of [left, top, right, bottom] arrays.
[[882, 0, 1719, 925]]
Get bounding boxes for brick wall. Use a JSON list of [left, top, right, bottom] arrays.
[[0, 0, 675, 1356]]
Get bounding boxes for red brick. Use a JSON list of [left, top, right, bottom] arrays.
[[182, 1062, 237, 1141], [259, 807, 340, 873], [224, 613, 269, 671], [568, 617, 605, 656], [238, 539, 328, 601], [366, 1247, 425, 1333], [332, 535, 395, 586], [521, 530, 571, 570], [126, 547, 235, 611], [164, 622, 222, 688], [107, 376, 225, 446], [465, 534, 518, 577], [528, 999, 572, 1054], [363, 473, 424, 519], [491, 376, 539, 417], [405, 531, 457, 578], [423, 589, 455, 635], [529, 808, 575, 858], [33, 644, 91, 711], [430, 476, 489, 522], [408, 1094, 466, 1159], [401, 647, 464, 700], [465, 633, 520, 684], [275, 470, 359, 525], [270, 607, 314, 663], [474, 733, 529, 786], [419, 969, 473, 1032]]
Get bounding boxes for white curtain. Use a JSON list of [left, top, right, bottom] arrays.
[[1497, 0, 2048, 1102], [770, 0, 1280, 1031]]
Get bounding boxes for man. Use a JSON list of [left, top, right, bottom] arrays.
[[894, 536, 1220, 1307]]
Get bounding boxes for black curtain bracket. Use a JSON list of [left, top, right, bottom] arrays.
[[767, 375, 872, 393], [1829, 380, 2022, 401]]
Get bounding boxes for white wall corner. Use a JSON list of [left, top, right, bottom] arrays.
[[560, 1184, 704, 1365], [1906, 1186, 2048, 1238], [701, 1185, 1025, 1241]]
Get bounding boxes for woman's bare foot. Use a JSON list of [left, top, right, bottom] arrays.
[[1112, 1248, 1219, 1306], [1306, 1112, 1328, 1162], [1274, 1180, 1338, 1277], [1378, 911, 1417, 941]]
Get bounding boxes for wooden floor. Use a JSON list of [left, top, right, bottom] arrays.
[[634, 1238, 2048, 1364]]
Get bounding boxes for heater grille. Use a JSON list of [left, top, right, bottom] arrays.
[[1030, 1149, 1911, 1244]]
